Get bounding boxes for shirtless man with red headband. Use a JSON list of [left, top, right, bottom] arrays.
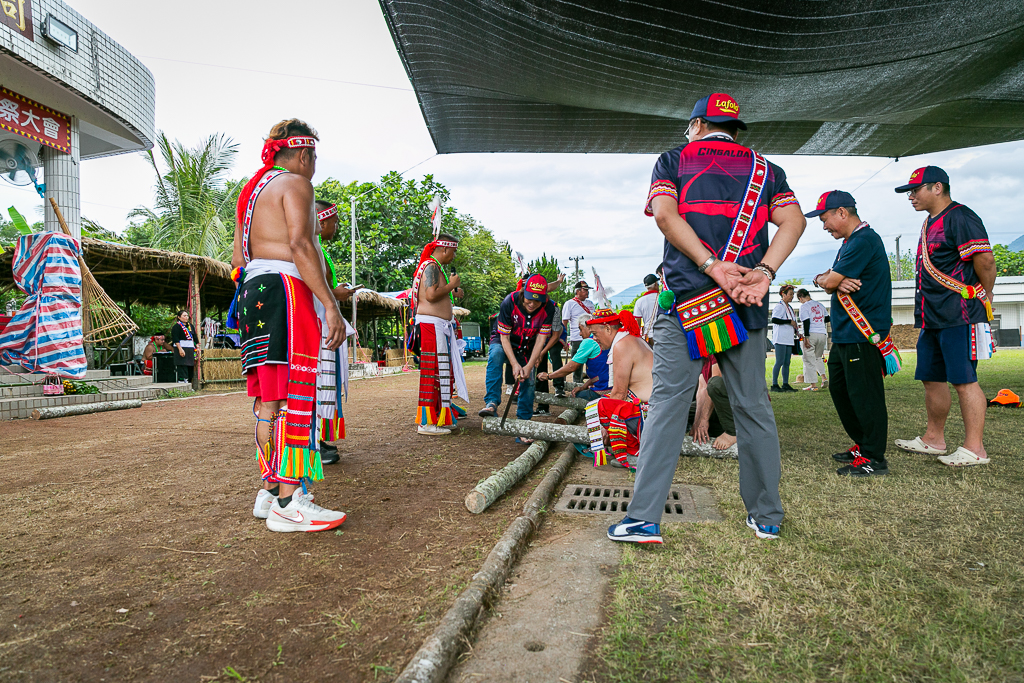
[[581, 309, 654, 471], [231, 118, 347, 533]]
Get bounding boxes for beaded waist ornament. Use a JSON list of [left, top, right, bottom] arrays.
[[837, 293, 902, 376], [667, 152, 767, 360]]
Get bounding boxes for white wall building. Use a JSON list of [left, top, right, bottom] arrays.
[[767, 277, 1024, 347], [1, 0, 155, 238]]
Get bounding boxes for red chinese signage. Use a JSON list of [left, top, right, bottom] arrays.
[[0, 87, 71, 153], [1, 0, 33, 40]]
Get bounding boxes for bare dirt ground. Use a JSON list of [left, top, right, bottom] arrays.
[[0, 364, 553, 682]]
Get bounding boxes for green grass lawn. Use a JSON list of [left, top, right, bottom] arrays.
[[589, 349, 1024, 683]]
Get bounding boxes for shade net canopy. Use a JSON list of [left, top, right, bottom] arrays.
[[379, 0, 1024, 156]]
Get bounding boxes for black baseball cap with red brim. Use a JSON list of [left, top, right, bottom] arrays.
[[804, 190, 856, 218], [690, 93, 747, 130], [894, 166, 949, 193]]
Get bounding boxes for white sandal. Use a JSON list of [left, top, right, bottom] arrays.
[[938, 447, 990, 467], [894, 436, 946, 455]]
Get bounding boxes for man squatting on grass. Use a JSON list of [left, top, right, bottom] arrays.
[[892, 167, 997, 467], [809, 191, 893, 477], [411, 233, 468, 436], [232, 119, 348, 533], [608, 92, 806, 545]]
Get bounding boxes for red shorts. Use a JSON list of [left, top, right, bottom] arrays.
[[246, 363, 289, 402]]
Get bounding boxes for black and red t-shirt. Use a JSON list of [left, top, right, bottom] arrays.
[[496, 292, 557, 363], [915, 202, 992, 329], [645, 134, 799, 331]]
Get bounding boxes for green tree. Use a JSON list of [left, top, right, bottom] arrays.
[[128, 132, 240, 260], [782, 277, 804, 286], [526, 253, 572, 306], [993, 244, 1024, 277], [888, 248, 915, 281], [315, 173, 517, 322]]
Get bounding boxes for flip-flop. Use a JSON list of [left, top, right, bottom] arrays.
[[894, 436, 947, 455], [574, 443, 593, 457], [937, 446, 990, 467], [515, 437, 535, 445]]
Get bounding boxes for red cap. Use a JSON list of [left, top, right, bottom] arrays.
[[523, 274, 548, 301]]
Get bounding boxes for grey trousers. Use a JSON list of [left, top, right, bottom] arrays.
[[629, 315, 784, 526]]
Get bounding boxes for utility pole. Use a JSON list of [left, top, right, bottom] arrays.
[[895, 235, 901, 280], [566, 255, 585, 284], [351, 200, 358, 343]]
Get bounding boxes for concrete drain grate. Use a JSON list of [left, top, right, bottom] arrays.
[[554, 484, 723, 522]]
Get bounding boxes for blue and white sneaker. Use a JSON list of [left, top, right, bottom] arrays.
[[746, 514, 780, 540], [607, 516, 663, 544]]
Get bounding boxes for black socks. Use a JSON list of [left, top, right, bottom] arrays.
[[277, 495, 292, 508]]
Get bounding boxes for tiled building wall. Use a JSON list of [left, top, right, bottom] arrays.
[[42, 116, 79, 236], [0, 0, 156, 152]]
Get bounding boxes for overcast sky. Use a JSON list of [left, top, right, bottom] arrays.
[[2, 0, 1022, 292]]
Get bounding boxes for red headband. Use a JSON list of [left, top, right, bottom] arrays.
[[586, 309, 642, 337], [417, 239, 459, 270], [237, 135, 318, 229], [317, 203, 338, 221]]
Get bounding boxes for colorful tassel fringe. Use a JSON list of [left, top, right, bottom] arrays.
[[684, 312, 748, 360], [319, 417, 345, 442], [875, 335, 902, 376], [417, 406, 455, 427]]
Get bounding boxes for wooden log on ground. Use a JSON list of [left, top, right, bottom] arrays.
[[481, 416, 588, 444], [680, 435, 738, 459], [33, 399, 142, 420], [553, 407, 578, 425], [465, 440, 550, 514], [467, 408, 579, 514], [534, 392, 587, 411]]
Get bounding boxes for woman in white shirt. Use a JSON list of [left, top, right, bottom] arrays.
[[770, 285, 801, 392]]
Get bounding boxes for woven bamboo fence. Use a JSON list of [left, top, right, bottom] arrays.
[[201, 348, 243, 382]]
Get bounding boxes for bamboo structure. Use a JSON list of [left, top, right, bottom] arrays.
[[49, 198, 138, 344]]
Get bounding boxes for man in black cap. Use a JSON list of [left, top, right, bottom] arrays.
[[891, 167, 996, 467], [561, 280, 594, 384], [607, 92, 806, 545], [632, 273, 661, 344], [809, 191, 892, 476]]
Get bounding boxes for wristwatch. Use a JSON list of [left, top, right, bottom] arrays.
[[697, 255, 717, 274]]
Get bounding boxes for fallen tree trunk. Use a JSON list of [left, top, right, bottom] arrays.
[[32, 399, 142, 420], [483, 418, 738, 460], [482, 416, 588, 444], [534, 392, 587, 411], [468, 409, 579, 514]]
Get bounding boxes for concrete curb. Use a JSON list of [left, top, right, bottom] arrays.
[[395, 438, 579, 683]]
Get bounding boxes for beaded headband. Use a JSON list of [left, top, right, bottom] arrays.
[[317, 204, 338, 221], [434, 240, 458, 249]]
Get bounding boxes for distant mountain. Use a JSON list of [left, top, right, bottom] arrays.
[[609, 283, 645, 308], [1008, 234, 1024, 252]]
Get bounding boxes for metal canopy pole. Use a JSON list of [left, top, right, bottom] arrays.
[[351, 200, 358, 362]]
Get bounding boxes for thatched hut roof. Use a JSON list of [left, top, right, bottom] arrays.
[[0, 237, 235, 309], [1, 237, 472, 320]]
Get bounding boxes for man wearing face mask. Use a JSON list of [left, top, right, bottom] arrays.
[[810, 191, 893, 477], [608, 93, 806, 545]]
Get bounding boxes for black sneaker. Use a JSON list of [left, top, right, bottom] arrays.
[[555, 389, 566, 398], [534, 408, 550, 416], [833, 444, 860, 463], [837, 456, 888, 477], [320, 442, 340, 465], [781, 384, 798, 392], [770, 385, 783, 393]]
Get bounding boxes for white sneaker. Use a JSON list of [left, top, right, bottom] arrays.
[[253, 489, 276, 519], [418, 424, 451, 435], [266, 495, 347, 533]]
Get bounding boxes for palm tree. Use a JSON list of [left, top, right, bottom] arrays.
[[129, 132, 240, 261]]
